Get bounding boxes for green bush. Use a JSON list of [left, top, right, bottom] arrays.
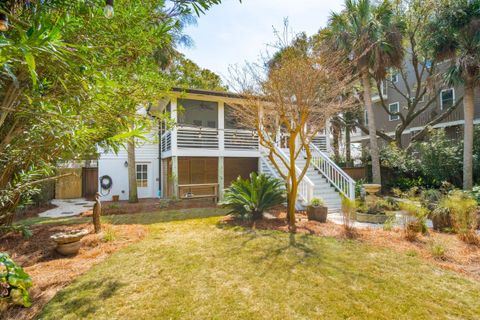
[[429, 240, 447, 260], [440, 191, 478, 243], [420, 189, 443, 211], [470, 186, 480, 203], [399, 202, 429, 235], [376, 197, 400, 211], [309, 198, 325, 207], [0, 253, 32, 308], [221, 173, 285, 220]]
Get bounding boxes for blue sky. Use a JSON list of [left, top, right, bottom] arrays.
[[179, 0, 344, 82]]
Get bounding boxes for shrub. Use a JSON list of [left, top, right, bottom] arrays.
[[470, 185, 480, 203], [429, 240, 447, 260], [0, 253, 32, 308], [377, 197, 400, 211], [221, 173, 285, 220], [440, 191, 478, 244], [341, 196, 357, 238], [310, 197, 325, 207], [400, 202, 429, 239], [420, 189, 443, 211]]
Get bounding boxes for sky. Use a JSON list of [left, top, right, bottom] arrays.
[[179, 0, 345, 83]]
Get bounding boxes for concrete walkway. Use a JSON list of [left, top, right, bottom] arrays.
[[39, 198, 95, 218]]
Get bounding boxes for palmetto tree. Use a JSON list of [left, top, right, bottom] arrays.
[[426, 0, 480, 190], [325, 0, 404, 184]]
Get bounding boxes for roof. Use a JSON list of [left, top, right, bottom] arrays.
[[170, 87, 245, 99]]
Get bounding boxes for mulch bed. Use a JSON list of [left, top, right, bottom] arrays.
[[221, 208, 480, 282], [0, 223, 146, 320], [14, 203, 57, 222]]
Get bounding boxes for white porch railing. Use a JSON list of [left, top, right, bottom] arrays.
[[224, 129, 259, 150], [275, 146, 315, 205], [308, 143, 356, 200], [177, 125, 219, 149]]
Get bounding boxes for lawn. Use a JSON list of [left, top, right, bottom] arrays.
[[37, 209, 480, 320]]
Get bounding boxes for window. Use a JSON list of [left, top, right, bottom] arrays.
[[389, 102, 400, 121], [390, 72, 399, 83], [193, 120, 202, 127], [440, 88, 455, 110], [136, 164, 148, 187]]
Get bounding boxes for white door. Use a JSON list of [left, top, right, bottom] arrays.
[[136, 162, 152, 198]]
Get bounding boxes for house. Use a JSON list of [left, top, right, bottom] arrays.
[[351, 61, 480, 146], [98, 88, 355, 210]]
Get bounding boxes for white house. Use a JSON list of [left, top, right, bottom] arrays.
[[98, 88, 353, 210]]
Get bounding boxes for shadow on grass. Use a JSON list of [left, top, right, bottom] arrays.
[[17, 208, 229, 227], [40, 279, 126, 318]]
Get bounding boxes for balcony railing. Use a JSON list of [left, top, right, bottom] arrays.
[[224, 129, 259, 150], [160, 125, 259, 153], [177, 126, 219, 149]]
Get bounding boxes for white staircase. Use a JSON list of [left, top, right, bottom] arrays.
[[260, 143, 355, 213]]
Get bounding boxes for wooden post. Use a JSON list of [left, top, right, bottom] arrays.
[[92, 192, 102, 234], [218, 156, 224, 201]]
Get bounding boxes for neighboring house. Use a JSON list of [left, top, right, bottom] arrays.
[[351, 61, 480, 146], [98, 88, 353, 211]]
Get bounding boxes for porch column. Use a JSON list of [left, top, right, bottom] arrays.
[[218, 156, 225, 201], [218, 101, 225, 151], [172, 156, 179, 199], [171, 97, 178, 155]]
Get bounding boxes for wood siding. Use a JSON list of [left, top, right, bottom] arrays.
[[224, 157, 258, 187]]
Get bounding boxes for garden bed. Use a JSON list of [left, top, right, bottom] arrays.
[[221, 208, 480, 281], [0, 222, 146, 320]]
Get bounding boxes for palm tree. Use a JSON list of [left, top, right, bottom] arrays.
[[427, 0, 480, 190], [324, 0, 404, 184]]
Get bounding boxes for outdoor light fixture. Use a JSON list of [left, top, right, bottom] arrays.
[[124, 161, 128, 168], [0, 14, 8, 32], [104, 0, 114, 19]]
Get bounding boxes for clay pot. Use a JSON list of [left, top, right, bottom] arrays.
[[307, 206, 328, 223], [112, 195, 120, 202]]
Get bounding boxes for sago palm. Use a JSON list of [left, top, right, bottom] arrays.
[[426, 0, 480, 190], [324, 0, 404, 184], [221, 173, 286, 220]]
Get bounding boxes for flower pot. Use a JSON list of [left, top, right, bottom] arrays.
[[307, 206, 328, 223], [356, 212, 388, 224], [112, 195, 120, 202]]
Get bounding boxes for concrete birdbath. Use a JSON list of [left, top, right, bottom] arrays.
[[363, 184, 382, 205], [51, 229, 89, 256]]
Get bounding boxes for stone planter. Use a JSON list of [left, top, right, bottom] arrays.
[[356, 212, 388, 224], [307, 206, 328, 223], [363, 184, 382, 195], [51, 229, 89, 256]]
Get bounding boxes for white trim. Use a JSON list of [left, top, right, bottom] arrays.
[[390, 72, 399, 84], [440, 88, 455, 110], [388, 102, 400, 121], [351, 118, 480, 142]]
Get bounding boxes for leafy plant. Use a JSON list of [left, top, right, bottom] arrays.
[[470, 186, 480, 203], [420, 189, 443, 211], [0, 225, 32, 239], [400, 202, 429, 237], [310, 198, 325, 207], [341, 196, 357, 238], [377, 197, 400, 211], [440, 191, 478, 244], [0, 253, 32, 308], [429, 240, 447, 260], [221, 173, 285, 220], [103, 228, 117, 242]]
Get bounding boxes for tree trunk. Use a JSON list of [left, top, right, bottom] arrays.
[[345, 127, 351, 166], [286, 136, 298, 232], [361, 71, 381, 184], [127, 137, 138, 203], [463, 77, 475, 190], [92, 192, 102, 233]]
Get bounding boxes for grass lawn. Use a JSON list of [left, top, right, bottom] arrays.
[[37, 209, 480, 320]]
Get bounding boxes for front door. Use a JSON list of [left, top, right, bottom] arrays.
[[136, 162, 152, 198]]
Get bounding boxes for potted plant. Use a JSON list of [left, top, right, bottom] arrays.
[[307, 197, 328, 223]]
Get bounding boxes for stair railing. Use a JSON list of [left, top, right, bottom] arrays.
[[260, 156, 280, 179], [308, 143, 356, 200], [274, 146, 315, 205]]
